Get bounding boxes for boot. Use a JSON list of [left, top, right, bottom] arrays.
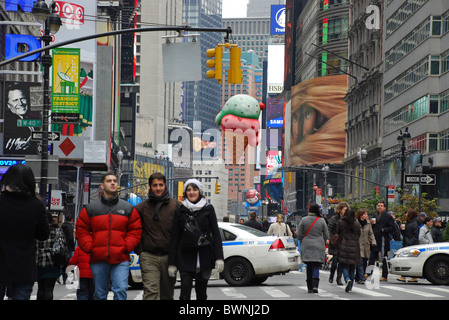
[[329, 264, 336, 283], [336, 264, 343, 285], [312, 278, 319, 293], [306, 279, 313, 293]]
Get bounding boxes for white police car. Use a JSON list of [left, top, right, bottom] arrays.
[[129, 222, 301, 287], [389, 242, 449, 285]]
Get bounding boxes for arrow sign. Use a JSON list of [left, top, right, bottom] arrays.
[[404, 174, 436, 185], [31, 131, 61, 141], [420, 174, 436, 185]]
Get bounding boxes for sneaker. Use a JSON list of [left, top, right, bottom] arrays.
[[397, 277, 406, 282], [345, 280, 352, 292]]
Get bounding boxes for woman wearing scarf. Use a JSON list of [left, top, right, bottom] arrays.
[[168, 179, 224, 300], [135, 172, 179, 300]]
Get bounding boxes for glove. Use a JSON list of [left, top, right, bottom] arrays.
[[168, 265, 177, 277], [215, 259, 225, 273]]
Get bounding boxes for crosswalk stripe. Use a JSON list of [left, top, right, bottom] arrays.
[[385, 285, 444, 298], [426, 286, 449, 294], [350, 286, 391, 297], [221, 287, 247, 299], [297, 286, 349, 300], [260, 286, 290, 298]]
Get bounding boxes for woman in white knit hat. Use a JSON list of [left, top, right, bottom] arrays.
[[168, 179, 224, 300]]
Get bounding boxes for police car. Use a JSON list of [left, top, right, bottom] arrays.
[[129, 222, 301, 287], [389, 242, 449, 285]]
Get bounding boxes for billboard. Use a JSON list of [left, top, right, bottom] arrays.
[[285, 75, 348, 166], [270, 5, 286, 35], [3, 82, 42, 155]]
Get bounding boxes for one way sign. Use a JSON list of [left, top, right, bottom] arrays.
[[404, 174, 436, 185], [31, 131, 61, 141]]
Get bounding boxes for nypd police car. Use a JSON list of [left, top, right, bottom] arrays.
[[129, 222, 301, 287], [389, 242, 449, 285]]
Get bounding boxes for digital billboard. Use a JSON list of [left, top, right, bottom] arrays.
[[285, 75, 348, 166]]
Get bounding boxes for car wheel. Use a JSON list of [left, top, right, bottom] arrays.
[[223, 257, 254, 286], [424, 255, 449, 285]]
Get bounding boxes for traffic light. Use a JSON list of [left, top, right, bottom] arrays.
[[117, 185, 121, 195], [206, 46, 223, 84], [215, 182, 221, 194], [228, 45, 242, 84]]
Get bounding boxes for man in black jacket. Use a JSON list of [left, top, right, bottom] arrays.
[[368, 201, 396, 281], [244, 211, 262, 231]]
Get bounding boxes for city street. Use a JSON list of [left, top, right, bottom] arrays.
[[28, 268, 449, 301]]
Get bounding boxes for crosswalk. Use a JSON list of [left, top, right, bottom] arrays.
[[24, 270, 449, 300]]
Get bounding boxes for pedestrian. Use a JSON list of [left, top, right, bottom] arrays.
[[419, 217, 434, 244], [267, 214, 292, 237], [262, 218, 270, 232], [368, 201, 396, 281], [135, 172, 179, 300], [327, 201, 349, 285], [0, 164, 50, 300], [297, 203, 329, 293], [35, 212, 67, 300], [431, 217, 444, 243], [76, 172, 142, 300], [417, 212, 427, 228], [68, 246, 94, 300], [355, 208, 376, 284], [336, 209, 361, 292], [168, 179, 224, 300], [398, 208, 419, 283], [61, 212, 75, 285], [244, 211, 262, 231]]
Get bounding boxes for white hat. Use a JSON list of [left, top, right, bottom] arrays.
[[183, 179, 204, 195]]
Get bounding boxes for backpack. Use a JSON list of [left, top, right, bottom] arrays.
[[52, 229, 69, 267], [181, 213, 209, 248]]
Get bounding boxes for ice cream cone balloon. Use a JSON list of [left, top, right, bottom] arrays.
[[216, 94, 264, 165]]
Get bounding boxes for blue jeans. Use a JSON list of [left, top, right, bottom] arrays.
[[90, 261, 129, 300], [0, 282, 34, 300], [341, 263, 355, 290]]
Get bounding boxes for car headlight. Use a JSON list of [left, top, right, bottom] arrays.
[[396, 248, 421, 258]]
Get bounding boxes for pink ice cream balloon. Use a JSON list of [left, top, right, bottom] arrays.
[[215, 94, 265, 147]]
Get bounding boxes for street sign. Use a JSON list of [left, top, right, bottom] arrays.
[[17, 119, 42, 127], [31, 131, 61, 141], [404, 174, 436, 185]]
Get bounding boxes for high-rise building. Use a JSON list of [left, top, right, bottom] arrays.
[[247, 0, 286, 18], [183, 0, 223, 132]]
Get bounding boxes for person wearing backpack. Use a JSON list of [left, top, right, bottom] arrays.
[[168, 179, 224, 300]]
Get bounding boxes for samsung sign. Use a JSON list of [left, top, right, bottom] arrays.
[[270, 5, 285, 35]]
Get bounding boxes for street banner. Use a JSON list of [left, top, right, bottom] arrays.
[[51, 48, 81, 123]]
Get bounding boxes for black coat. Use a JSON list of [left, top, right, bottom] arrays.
[[336, 219, 361, 265], [372, 212, 396, 252], [0, 191, 50, 284], [244, 218, 262, 231], [168, 203, 224, 273], [402, 219, 419, 247]]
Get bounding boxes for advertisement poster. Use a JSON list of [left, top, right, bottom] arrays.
[[51, 48, 80, 123], [3, 81, 41, 155], [286, 75, 348, 166]]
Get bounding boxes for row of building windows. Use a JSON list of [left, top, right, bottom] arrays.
[[386, 0, 428, 38], [386, 13, 449, 70], [383, 88, 449, 135], [404, 130, 449, 155], [383, 50, 449, 102]]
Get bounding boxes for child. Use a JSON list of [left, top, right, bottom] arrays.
[[68, 246, 94, 300]]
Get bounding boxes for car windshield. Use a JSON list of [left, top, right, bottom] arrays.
[[231, 224, 268, 237]]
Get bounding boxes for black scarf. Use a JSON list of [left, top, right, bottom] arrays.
[[147, 187, 170, 220]]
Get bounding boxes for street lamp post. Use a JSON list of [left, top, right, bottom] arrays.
[[322, 164, 329, 214], [32, 0, 62, 203], [397, 127, 411, 204], [116, 148, 124, 187], [357, 146, 367, 201]]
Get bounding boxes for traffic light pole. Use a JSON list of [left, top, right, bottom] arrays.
[[0, 26, 233, 67]]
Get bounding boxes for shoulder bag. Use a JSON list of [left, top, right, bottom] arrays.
[[304, 217, 319, 237]]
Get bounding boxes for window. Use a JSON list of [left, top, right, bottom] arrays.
[[430, 56, 440, 75], [431, 16, 442, 36]]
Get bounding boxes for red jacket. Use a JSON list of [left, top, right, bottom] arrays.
[[68, 246, 93, 278], [76, 195, 142, 264]]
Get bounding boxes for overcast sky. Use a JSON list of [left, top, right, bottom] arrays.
[[222, 0, 249, 18]]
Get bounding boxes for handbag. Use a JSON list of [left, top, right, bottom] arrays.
[[304, 217, 319, 237], [52, 229, 69, 267]]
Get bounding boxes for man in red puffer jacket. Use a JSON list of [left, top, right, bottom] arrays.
[[76, 173, 142, 300]]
